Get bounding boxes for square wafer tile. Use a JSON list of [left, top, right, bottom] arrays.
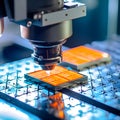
[[63, 46, 111, 70], [25, 66, 87, 90]]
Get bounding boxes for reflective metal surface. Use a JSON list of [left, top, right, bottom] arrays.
[[0, 18, 4, 36], [0, 99, 40, 120]]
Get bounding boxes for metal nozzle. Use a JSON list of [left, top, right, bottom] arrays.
[[40, 64, 56, 70], [31, 42, 63, 70], [20, 20, 72, 70], [0, 18, 4, 36]]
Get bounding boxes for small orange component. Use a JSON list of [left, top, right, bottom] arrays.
[[49, 92, 62, 101], [49, 93, 65, 119], [63, 46, 111, 70], [25, 66, 87, 90]]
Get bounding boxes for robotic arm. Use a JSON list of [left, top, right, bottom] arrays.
[[0, 0, 86, 70]]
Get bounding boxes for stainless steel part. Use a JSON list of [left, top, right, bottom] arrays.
[[0, 18, 4, 35]]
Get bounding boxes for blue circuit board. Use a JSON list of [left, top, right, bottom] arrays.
[[0, 38, 120, 120]]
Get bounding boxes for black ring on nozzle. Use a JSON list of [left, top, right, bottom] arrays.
[[31, 41, 64, 70]]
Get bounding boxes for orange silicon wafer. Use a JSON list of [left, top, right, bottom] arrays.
[[63, 46, 108, 61], [78, 46, 109, 60], [63, 52, 90, 65], [63, 46, 111, 70], [57, 70, 83, 81], [25, 66, 87, 90], [50, 66, 68, 74], [42, 75, 68, 86], [28, 71, 50, 79], [28, 66, 69, 79]]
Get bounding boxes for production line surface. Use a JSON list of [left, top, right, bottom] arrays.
[[0, 38, 120, 119]]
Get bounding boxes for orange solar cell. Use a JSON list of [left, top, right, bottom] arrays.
[[42, 75, 68, 86], [63, 52, 90, 65], [25, 66, 87, 90], [57, 71, 83, 81], [50, 65, 68, 74], [28, 66, 68, 79], [28, 71, 50, 79], [63, 46, 111, 70]]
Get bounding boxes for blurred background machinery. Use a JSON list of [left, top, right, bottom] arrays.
[[66, 0, 119, 47]]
